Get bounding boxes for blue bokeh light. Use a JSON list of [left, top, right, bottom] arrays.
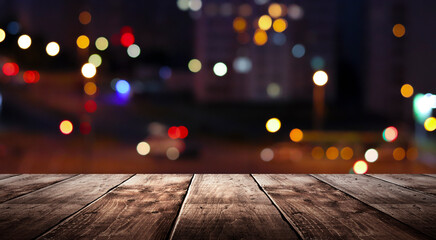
[[115, 80, 130, 94]]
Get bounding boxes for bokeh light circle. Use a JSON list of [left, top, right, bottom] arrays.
[[289, 128, 303, 142], [115, 80, 130, 94], [46, 42, 60, 56], [258, 15, 272, 30], [326, 147, 339, 160], [313, 70, 328, 86], [213, 62, 227, 77], [424, 117, 436, 132], [393, 147, 405, 161], [364, 148, 378, 163], [260, 148, 274, 162], [127, 44, 140, 58], [0, 29, 5, 42], [166, 147, 180, 160], [353, 160, 368, 174], [340, 147, 353, 160], [76, 35, 90, 49], [95, 37, 109, 51], [88, 54, 102, 67], [81, 63, 96, 78], [266, 118, 281, 133], [400, 84, 414, 98], [188, 59, 202, 73], [137, 141, 151, 156], [392, 24, 405, 38], [59, 120, 73, 135], [17, 34, 31, 49], [382, 126, 398, 142]]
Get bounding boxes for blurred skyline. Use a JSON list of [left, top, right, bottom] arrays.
[[0, 0, 435, 173]]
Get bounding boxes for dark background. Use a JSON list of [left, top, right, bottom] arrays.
[[0, 0, 435, 173]]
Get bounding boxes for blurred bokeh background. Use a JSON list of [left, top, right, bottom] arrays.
[[0, 0, 435, 173]]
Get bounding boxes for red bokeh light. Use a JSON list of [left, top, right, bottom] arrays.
[[23, 71, 40, 83], [84, 100, 97, 113], [120, 32, 135, 47], [2, 63, 19, 76], [178, 126, 188, 139], [168, 126, 188, 139], [168, 126, 180, 139], [79, 122, 92, 135]]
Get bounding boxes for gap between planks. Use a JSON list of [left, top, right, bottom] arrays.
[[35, 174, 136, 239], [167, 174, 196, 240], [312, 174, 436, 238], [250, 174, 304, 240], [367, 174, 436, 196], [0, 174, 79, 204]]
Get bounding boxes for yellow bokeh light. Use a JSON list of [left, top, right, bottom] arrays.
[[353, 160, 368, 174], [340, 147, 353, 160], [273, 18, 287, 33], [46, 42, 60, 56], [268, 3, 282, 18], [77, 35, 90, 49], [137, 141, 151, 156], [88, 54, 102, 67], [424, 117, 436, 131], [95, 37, 109, 51], [81, 63, 96, 78], [400, 84, 414, 98], [59, 120, 73, 135], [311, 146, 324, 160], [79, 11, 91, 25], [188, 59, 202, 73], [326, 147, 339, 160], [253, 29, 268, 46], [289, 128, 303, 142], [266, 118, 281, 133], [0, 28, 5, 42], [393, 24, 405, 38], [84, 82, 97, 95], [313, 70, 328, 86], [406, 147, 418, 161], [17, 34, 32, 49], [393, 147, 405, 161], [258, 15, 272, 31], [233, 17, 247, 33]]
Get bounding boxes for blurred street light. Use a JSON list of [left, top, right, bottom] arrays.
[[312, 70, 328, 129]]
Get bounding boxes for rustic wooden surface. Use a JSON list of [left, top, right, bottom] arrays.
[[0, 174, 434, 240], [314, 174, 436, 238]]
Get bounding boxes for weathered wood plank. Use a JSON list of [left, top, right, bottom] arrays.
[[253, 174, 429, 240], [369, 174, 436, 195], [0, 174, 132, 240], [0, 174, 18, 180], [39, 174, 192, 240], [314, 174, 436, 238], [170, 174, 299, 239], [0, 174, 75, 203]]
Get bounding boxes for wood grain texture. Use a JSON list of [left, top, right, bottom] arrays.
[[0, 174, 75, 203], [253, 174, 429, 240], [0, 174, 18, 180], [369, 174, 436, 195], [0, 174, 132, 240], [314, 174, 436, 238], [39, 174, 192, 240], [170, 174, 299, 240]]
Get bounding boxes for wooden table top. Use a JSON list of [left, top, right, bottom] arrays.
[[0, 174, 435, 239]]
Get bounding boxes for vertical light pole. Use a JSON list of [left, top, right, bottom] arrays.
[[312, 70, 328, 129]]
